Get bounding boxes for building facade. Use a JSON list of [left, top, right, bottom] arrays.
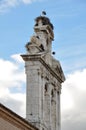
[[21, 14, 65, 130], [0, 103, 38, 130]]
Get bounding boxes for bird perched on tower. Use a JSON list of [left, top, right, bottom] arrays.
[[41, 11, 46, 16]]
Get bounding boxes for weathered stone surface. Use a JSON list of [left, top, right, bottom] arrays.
[[21, 14, 65, 130]]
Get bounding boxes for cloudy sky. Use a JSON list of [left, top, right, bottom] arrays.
[[0, 0, 86, 130]]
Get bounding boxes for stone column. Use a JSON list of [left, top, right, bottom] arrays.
[[56, 88, 61, 130], [41, 73, 45, 128], [51, 88, 57, 130], [44, 82, 51, 130]]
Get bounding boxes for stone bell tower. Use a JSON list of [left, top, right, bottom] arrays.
[[21, 13, 65, 130]]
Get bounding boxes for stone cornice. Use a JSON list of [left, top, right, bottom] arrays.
[[21, 54, 65, 83]]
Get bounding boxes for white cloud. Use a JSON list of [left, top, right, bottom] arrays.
[[0, 58, 25, 88], [0, 90, 26, 117], [0, 54, 26, 117], [0, 0, 42, 13], [0, 0, 18, 13], [22, 0, 34, 4], [61, 69, 86, 130], [11, 53, 24, 63]]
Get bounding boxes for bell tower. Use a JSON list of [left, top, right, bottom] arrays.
[[21, 13, 65, 130]]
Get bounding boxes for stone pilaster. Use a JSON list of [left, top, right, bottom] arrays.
[[56, 86, 61, 130]]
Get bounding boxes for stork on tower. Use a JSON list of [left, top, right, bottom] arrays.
[[41, 11, 46, 16]]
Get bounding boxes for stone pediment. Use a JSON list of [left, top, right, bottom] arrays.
[[51, 57, 65, 82]]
